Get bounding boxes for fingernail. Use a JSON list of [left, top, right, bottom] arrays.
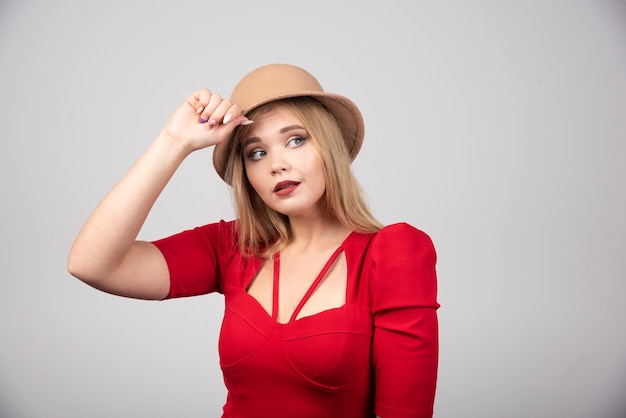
[[196, 106, 204, 114], [240, 120, 254, 126], [199, 118, 208, 124], [209, 119, 216, 126], [223, 114, 232, 124]]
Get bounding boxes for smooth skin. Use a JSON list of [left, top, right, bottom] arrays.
[[67, 90, 250, 299]]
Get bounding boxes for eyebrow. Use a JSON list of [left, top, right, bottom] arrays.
[[242, 125, 307, 148], [280, 124, 306, 134]]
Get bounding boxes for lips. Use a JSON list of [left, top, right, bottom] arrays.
[[273, 180, 301, 196]]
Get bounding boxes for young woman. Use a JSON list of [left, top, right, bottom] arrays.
[[68, 64, 439, 418]]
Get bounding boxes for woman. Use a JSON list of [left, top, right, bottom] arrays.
[[68, 64, 439, 418]]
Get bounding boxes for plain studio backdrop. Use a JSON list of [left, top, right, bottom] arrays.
[[1, 1, 625, 417]]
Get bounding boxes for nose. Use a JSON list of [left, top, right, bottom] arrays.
[[269, 149, 290, 175]]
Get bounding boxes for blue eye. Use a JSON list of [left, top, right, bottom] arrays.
[[288, 136, 307, 147], [248, 149, 266, 160]]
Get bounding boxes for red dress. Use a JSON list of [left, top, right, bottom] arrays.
[[153, 220, 439, 418]]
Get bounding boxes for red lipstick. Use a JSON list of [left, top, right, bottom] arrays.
[[274, 180, 300, 196]]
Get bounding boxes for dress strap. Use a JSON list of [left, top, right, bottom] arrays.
[[288, 245, 345, 322], [272, 253, 280, 321]]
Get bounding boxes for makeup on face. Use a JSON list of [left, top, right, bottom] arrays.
[[241, 108, 326, 217]]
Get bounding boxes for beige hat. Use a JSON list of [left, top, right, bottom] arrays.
[[212, 63, 365, 183]]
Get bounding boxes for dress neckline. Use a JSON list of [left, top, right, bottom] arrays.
[[270, 231, 356, 324], [272, 245, 346, 324]]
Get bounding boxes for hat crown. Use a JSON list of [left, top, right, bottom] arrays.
[[231, 64, 324, 112], [213, 63, 364, 183]]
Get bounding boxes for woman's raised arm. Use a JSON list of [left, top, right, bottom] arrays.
[[67, 90, 250, 299]]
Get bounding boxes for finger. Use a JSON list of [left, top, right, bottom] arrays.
[[222, 103, 243, 125], [232, 114, 254, 126], [207, 100, 235, 126], [199, 94, 224, 125], [188, 89, 211, 114], [209, 115, 254, 147], [225, 115, 254, 128]]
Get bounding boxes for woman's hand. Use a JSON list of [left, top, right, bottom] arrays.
[[162, 89, 252, 152]]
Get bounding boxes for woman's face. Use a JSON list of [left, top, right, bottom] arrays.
[[242, 106, 326, 218]]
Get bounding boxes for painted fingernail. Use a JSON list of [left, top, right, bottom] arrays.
[[199, 118, 208, 124], [223, 114, 233, 124], [240, 120, 254, 126], [196, 106, 204, 114], [209, 119, 216, 127]]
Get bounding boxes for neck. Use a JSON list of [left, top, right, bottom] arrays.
[[287, 213, 351, 251]]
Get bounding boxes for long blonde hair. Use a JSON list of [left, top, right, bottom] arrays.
[[225, 97, 381, 257]]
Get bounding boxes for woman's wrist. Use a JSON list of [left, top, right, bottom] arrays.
[[154, 129, 196, 166]]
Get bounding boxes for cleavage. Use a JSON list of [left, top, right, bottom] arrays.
[[246, 247, 347, 324]]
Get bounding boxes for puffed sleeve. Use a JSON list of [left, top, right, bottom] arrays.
[[152, 220, 237, 299], [369, 223, 439, 418]]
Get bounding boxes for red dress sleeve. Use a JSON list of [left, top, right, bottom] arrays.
[[369, 223, 440, 418], [152, 220, 237, 299]]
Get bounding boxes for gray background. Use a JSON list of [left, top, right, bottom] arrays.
[[1, 1, 625, 417]]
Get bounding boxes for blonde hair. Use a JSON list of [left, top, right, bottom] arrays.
[[225, 97, 382, 257]]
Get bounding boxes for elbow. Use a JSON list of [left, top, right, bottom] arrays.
[[67, 254, 81, 280], [67, 253, 110, 294], [67, 248, 99, 285], [67, 250, 87, 282]]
